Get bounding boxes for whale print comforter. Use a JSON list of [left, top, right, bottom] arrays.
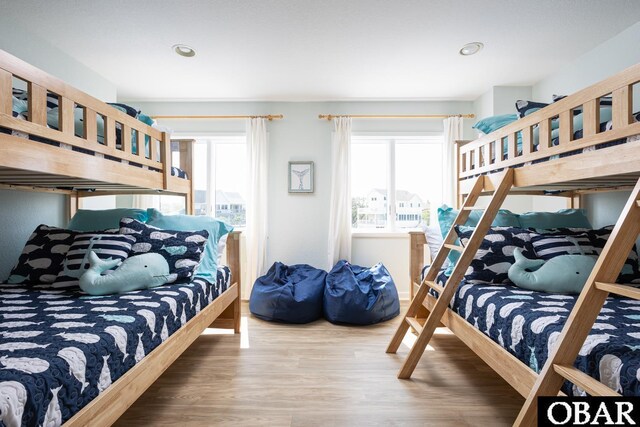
[[0, 267, 230, 427], [431, 271, 640, 396]]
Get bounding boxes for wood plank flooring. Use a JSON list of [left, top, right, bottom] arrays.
[[115, 302, 523, 426]]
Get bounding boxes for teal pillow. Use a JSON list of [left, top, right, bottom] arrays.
[[12, 96, 27, 115], [437, 205, 520, 275], [472, 114, 519, 134], [137, 113, 154, 126], [146, 209, 233, 279], [518, 209, 591, 229], [68, 208, 148, 231], [551, 106, 612, 131]]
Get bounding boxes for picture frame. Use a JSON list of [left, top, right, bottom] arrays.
[[288, 161, 314, 193]]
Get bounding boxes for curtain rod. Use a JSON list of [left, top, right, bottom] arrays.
[[318, 114, 474, 120], [151, 114, 284, 121]]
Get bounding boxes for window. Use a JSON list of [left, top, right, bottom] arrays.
[[192, 135, 247, 227], [351, 135, 444, 230]]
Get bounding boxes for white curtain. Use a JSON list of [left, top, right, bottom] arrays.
[[327, 117, 352, 268], [246, 118, 269, 293], [443, 116, 464, 207]]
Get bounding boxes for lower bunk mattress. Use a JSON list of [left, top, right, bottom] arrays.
[[0, 266, 231, 427], [430, 272, 640, 396]]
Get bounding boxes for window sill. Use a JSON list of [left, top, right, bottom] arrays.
[[351, 230, 412, 239]]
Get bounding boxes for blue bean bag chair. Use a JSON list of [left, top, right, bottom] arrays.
[[249, 262, 327, 324], [324, 260, 400, 325]]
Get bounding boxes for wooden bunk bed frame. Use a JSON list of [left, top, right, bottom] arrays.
[[394, 62, 640, 425], [0, 50, 242, 426], [0, 49, 196, 214]]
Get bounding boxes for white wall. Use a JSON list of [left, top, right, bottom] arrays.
[[532, 22, 640, 101], [493, 86, 532, 115], [0, 18, 117, 101], [131, 100, 474, 299]]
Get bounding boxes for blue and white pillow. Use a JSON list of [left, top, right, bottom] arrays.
[[7, 225, 78, 284], [534, 226, 640, 283], [55, 233, 135, 284], [119, 218, 208, 283], [530, 233, 597, 260], [455, 226, 536, 284], [515, 100, 548, 118]]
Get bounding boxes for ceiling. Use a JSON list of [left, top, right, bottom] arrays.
[[3, 0, 640, 101]]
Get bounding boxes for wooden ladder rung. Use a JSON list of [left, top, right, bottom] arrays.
[[424, 280, 445, 294], [553, 364, 620, 397], [444, 244, 464, 253], [595, 282, 640, 300], [405, 317, 424, 334]]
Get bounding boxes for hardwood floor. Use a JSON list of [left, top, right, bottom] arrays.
[[116, 302, 523, 426]]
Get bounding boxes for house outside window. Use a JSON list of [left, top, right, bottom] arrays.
[[351, 135, 444, 230]]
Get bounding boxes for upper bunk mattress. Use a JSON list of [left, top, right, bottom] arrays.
[[429, 271, 640, 396], [0, 266, 230, 427]]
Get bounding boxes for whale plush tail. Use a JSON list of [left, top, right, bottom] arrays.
[[512, 248, 545, 272], [86, 251, 120, 274]]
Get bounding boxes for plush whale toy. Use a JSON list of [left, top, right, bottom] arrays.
[[508, 248, 597, 294], [79, 251, 170, 296]]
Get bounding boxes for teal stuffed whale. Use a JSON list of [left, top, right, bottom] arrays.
[[79, 251, 170, 296], [508, 248, 597, 294]]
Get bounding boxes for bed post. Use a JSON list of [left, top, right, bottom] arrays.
[[227, 231, 242, 333], [209, 231, 242, 332], [567, 191, 582, 209], [68, 191, 79, 221], [176, 139, 195, 215], [409, 231, 426, 300]]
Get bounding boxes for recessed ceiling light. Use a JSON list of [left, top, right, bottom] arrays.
[[173, 44, 196, 58], [459, 42, 484, 56]]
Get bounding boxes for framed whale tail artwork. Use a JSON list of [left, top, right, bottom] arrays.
[[289, 161, 314, 193]]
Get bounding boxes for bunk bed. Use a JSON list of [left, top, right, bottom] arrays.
[[0, 49, 197, 214], [393, 62, 640, 425], [0, 49, 242, 426]]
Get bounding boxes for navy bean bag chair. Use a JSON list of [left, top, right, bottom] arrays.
[[324, 260, 400, 325], [249, 262, 327, 324]]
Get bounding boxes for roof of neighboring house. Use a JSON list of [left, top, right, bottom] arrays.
[[369, 189, 424, 203], [215, 190, 245, 205]]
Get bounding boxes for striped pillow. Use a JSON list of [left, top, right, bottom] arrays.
[[56, 233, 135, 283], [530, 233, 597, 260]]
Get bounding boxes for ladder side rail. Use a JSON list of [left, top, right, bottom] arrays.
[[422, 176, 486, 283], [397, 170, 514, 378], [386, 176, 485, 355]]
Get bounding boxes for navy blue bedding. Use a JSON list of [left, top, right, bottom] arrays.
[[0, 266, 230, 427], [428, 270, 640, 396]]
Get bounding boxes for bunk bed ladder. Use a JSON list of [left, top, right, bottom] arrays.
[[387, 168, 514, 379], [515, 177, 640, 426]]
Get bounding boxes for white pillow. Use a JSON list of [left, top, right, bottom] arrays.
[[217, 233, 229, 266], [422, 224, 448, 268]]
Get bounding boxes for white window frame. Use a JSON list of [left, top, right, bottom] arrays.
[[351, 132, 444, 233], [173, 132, 246, 227]]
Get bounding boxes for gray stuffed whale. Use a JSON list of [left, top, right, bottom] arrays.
[[79, 251, 170, 296], [507, 248, 597, 294]]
